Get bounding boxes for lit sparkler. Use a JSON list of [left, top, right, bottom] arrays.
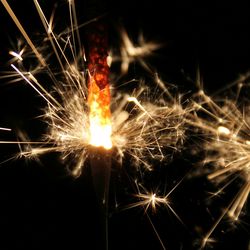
[[0, 0, 186, 173], [3, 0, 249, 248], [0, 0, 187, 249]]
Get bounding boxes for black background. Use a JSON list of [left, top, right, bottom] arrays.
[[0, 0, 250, 249]]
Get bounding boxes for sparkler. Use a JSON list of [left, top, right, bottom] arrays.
[[2, 0, 248, 248], [0, 0, 187, 249], [0, 0, 187, 174], [85, 13, 112, 248]]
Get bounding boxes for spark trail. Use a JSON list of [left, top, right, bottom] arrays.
[[0, 127, 11, 131], [187, 85, 250, 247]]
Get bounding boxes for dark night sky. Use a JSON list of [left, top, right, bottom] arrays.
[[0, 1, 250, 249]]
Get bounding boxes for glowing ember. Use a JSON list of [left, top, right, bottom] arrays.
[[88, 77, 112, 149], [87, 22, 112, 150]]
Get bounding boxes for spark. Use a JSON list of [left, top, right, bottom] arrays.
[[126, 178, 184, 220], [129, 189, 170, 213], [0, 1, 188, 249], [130, 186, 171, 250], [120, 176, 185, 250], [0, 127, 11, 131], [1, 1, 186, 176], [187, 87, 250, 246], [3, 0, 249, 248], [11, 64, 58, 109], [9, 50, 24, 61], [12, 81, 185, 177], [1, 0, 46, 66], [112, 88, 187, 170], [217, 126, 230, 136], [112, 27, 161, 75]]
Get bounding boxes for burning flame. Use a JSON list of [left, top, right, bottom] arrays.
[[88, 76, 112, 149], [86, 22, 112, 150]]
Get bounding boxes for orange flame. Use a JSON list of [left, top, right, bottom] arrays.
[[87, 22, 112, 149], [88, 76, 112, 149]]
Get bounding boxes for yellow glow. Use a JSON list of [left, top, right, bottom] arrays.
[[88, 77, 112, 150], [89, 104, 112, 149], [217, 126, 230, 135], [9, 50, 23, 61]]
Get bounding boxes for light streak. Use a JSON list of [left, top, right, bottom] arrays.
[[2, 0, 249, 249], [0, 127, 11, 131], [187, 86, 250, 247], [0, 0, 186, 176], [127, 179, 184, 220], [9, 50, 23, 61], [1, 0, 46, 66], [111, 26, 161, 75], [120, 176, 185, 250]]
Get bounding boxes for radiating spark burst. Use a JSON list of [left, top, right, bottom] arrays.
[[0, 0, 186, 177], [112, 87, 187, 171], [15, 81, 186, 177], [120, 176, 185, 250], [111, 26, 161, 75], [187, 86, 250, 247], [0, 3, 188, 249], [126, 179, 183, 217], [0, 2, 189, 250]]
